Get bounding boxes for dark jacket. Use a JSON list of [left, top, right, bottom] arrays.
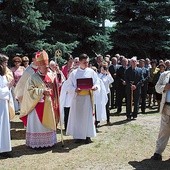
[[125, 66, 144, 90]]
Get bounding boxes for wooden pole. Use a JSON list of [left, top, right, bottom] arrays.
[[54, 77, 64, 147]]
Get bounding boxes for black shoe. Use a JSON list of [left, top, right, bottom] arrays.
[[151, 153, 162, 161], [141, 110, 146, 114], [126, 117, 131, 121], [85, 137, 92, 144], [132, 115, 137, 119]]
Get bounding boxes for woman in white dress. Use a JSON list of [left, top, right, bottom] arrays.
[[0, 64, 13, 158]]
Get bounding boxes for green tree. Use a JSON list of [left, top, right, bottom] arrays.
[[111, 0, 170, 59], [36, 0, 113, 58], [0, 0, 52, 56], [0, 0, 114, 59]]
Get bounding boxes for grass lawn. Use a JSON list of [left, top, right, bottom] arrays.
[[1, 107, 170, 170]]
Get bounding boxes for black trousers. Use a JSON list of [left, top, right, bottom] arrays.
[[140, 85, 148, 112], [110, 84, 116, 108], [106, 94, 110, 122], [64, 107, 70, 130], [94, 105, 100, 127], [116, 86, 126, 112], [126, 88, 141, 118]]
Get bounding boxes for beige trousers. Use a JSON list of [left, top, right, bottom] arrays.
[[155, 104, 170, 154]]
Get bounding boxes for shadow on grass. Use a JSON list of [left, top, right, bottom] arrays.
[[11, 129, 26, 140], [110, 119, 131, 125], [98, 119, 130, 127], [10, 121, 24, 129], [144, 110, 159, 114], [11, 144, 54, 158], [110, 110, 158, 117], [110, 112, 126, 117], [11, 139, 83, 158], [52, 139, 85, 153], [129, 158, 170, 170]]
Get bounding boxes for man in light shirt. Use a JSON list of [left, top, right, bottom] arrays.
[[151, 70, 170, 160]]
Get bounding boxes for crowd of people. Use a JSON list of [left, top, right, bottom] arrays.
[[0, 51, 170, 160]]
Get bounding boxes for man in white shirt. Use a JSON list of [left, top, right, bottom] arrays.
[[151, 70, 170, 160]]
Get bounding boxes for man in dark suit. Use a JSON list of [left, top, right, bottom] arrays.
[[93, 54, 103, 72], [116, 57, 128, 113], [109, 57, 121, 109], [138, 59, 149, 114], [125, 57, 143, 120]]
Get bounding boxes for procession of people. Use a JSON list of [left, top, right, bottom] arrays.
[[0, 51, 170, 160]]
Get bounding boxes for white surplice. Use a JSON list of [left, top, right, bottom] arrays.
[[59, 80, 75, 125], [98, 73, 114, 94], [94, 73, 113, 121], [0, 76, 11, 153], [66, 67, 99, 139], [94, 79, 108, 121]]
